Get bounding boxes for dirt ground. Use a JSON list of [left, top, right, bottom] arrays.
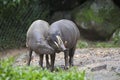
[[1, 48, 120, 80]]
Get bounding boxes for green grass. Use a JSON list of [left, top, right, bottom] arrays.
[[77, 40, 120, 48], [77, 29, 120, 48], [0, 57, 85, 80]]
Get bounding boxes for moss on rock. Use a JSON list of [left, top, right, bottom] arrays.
[[72, 0, 120, 40]]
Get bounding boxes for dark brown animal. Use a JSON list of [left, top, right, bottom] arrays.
[[47, 19, 80, 70], [26, 20, 54, 68]]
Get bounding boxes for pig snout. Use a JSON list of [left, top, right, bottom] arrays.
[[60, 44, 66, 51]]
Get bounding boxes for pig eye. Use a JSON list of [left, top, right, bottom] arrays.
[[48, 40, 57, 47]]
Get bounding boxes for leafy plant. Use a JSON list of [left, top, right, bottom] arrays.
[[77, 39, 120, 48], [77, 41, 89, 48], [0, 57, 85, 80], [95, 42, 114, 48], [0, 0, 50, 50], [112, 28, 120, 45]]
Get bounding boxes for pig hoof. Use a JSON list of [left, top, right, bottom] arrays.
[[70, 64, 74, 67], [64, 66, 69, 70], [46, 64, 50, 69], [50, 68, 54, 72]]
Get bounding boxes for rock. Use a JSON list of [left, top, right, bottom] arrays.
[[48, 0, 87, 24], [72, 0, 120, 41], [91, 64, 107, 71], [47, 0, 86, 12], [49, 11, 72, 23], [111, 66, 117, 71], [115, 67, 120, 74], [111, 67, 120, 74]]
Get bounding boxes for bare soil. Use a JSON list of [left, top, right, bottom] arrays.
[[1, 48, 120, 80]]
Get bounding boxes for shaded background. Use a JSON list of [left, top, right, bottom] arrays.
[[0, 0, 120, 51]]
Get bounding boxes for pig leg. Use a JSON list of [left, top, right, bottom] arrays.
[[50, 53, 56, 71], [69, 47, 75, 66], [27, 49, 32, 66], [46, 54, 50, 69], [39, 54, 44, 68], [64, 50, 69, 69]]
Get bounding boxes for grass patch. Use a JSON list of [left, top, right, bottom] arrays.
[[77, 41, 89, 48], [77, 28, 120, 48], [77, 40, 120, 48], [0, 57, 85, 80]]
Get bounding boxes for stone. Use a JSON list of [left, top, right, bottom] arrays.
[[115, 67, 120, 74], [91, 64, 107, 71], [72, 0, 120, 41]]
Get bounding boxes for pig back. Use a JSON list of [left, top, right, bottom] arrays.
[[50, 19, 80, 48], [26, 20, 49, 49]]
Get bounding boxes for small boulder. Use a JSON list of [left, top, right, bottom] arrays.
[[91, 64, 107, 71], [72, 0, 120, 41]]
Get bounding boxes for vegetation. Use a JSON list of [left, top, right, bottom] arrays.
[[111, 28, 120, 45], [0, 57, 85, 80], [0, 0, 50, 50], [77, 35, 120, 48], [77, 40, 120, 48], [75, 8, 104, 24]]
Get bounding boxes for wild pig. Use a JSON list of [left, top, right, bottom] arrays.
[[26, 20, 54, 68], [47, 19, 80, 70]]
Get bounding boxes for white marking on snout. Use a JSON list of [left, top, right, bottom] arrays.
[[54, 41, 59, 48], [56, 35, 64, 45], [56, 35, 67, 51]]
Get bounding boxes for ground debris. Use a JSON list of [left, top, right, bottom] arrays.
[[11, 48, 120, 80]]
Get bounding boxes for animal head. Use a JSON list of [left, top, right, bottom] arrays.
[[47, 33, 66, 52], [35, 39, 54, 54]]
